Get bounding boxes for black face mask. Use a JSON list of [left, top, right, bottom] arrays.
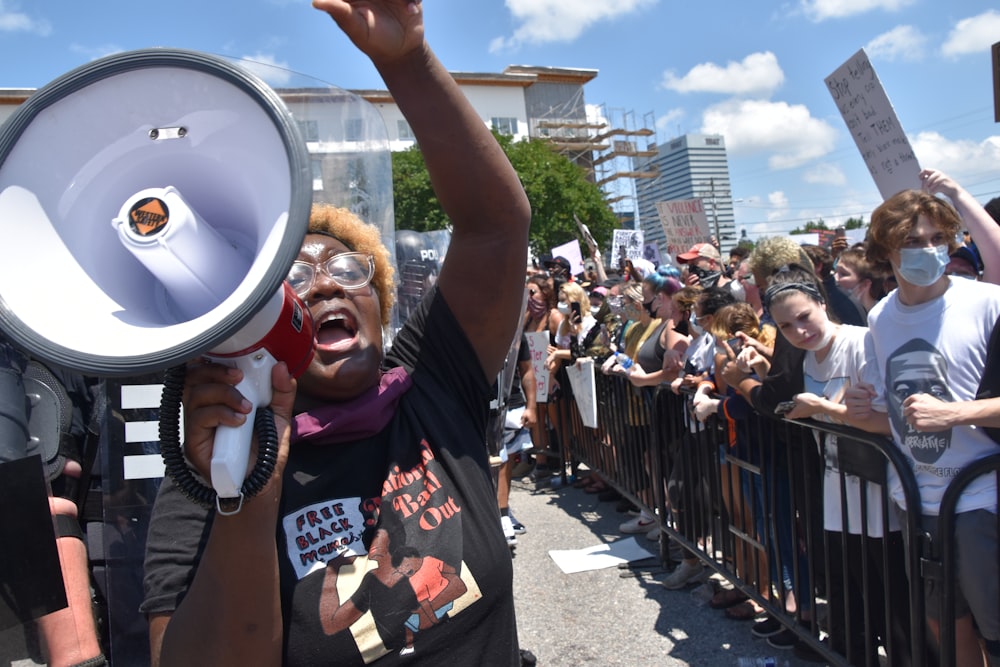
[[691, 265, 722, 288], [642, 299, 658, 318], [674, 317, 690, 337]]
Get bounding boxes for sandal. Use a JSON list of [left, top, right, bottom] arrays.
[[709, 588, 749, 610], [724, 600, 765, 621]]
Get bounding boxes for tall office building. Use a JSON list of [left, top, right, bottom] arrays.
[[635, 133, 735, 261]]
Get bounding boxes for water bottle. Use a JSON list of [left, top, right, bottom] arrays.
[[615, 352, 633, 370], [735, 658, 785, 667]]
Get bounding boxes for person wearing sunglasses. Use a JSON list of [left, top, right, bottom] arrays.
[[142, 2, 531, 665]]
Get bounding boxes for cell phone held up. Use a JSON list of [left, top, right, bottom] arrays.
[[774, 400, 797, 415], [726, 337, 743, 355], [570, 301, 582, 324]]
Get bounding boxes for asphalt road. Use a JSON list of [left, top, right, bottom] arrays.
[[508, 473, 817, 667]]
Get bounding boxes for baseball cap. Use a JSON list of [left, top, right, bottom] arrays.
[[544, 255, 571, 272], [676, 242, 721, 264]]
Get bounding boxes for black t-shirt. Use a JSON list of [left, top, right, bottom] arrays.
[[142, 288, 519, 666]]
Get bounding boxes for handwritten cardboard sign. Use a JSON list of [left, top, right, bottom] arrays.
[[565, 358, 598, 428], [655, 199, 710, 257], [825, 48, 921, 199], [523, 331, 550, 403]]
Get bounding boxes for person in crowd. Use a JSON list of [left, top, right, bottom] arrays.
[[691, 302, 773, 622], [946, 246, 981, 280], [523, 274, 564, 480], [720, 238, 821, 652], [733, 258, 764, 317], [727, 246, 749, 277], [624, 269, 686, 389], [801, 244, 866, 327], [0, 338, 106, 667], [833, 244, 890, 315], [676, 242, 734, 293], [495, 334, 537, 547], [853, 174, 1000, 666], [661, 287, 737, 589], [761, 266, 913, 665], [546, 282, 597, 373], [141, 2, 532, 665]]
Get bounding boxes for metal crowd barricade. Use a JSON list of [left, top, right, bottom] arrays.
[[934, 452, 1000, 667], [559, 371, 936, 667]]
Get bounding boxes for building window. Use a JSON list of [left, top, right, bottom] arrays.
[[705, 137, 720, 146], [491, 117, 518, 136], [397, 119, 414, 141], [345, 118, 363, 142], [297, 120, 319, 142]]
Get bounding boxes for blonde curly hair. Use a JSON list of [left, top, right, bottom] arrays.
[[748, 236, 814, 287], [307, 205, 396, 326]]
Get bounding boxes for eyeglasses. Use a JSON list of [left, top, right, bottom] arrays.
[[287, 252, 375, 297]]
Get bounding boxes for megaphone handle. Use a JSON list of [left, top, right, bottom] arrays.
[[208, 350, 276, 510]]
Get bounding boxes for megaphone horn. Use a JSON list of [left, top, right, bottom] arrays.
[[0, 48, 316, 511]]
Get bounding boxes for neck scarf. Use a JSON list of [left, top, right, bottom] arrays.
[[292, 366, 413, 445]]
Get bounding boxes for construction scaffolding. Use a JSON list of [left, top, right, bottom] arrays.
[[533, 100, 658, 218]]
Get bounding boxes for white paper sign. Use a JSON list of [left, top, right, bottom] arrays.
[[612, 229, 644, 267], [825, 48, 921, 199], [550, 239, 585, 276], [655, 199, 711, 257], [564, 358, 597, 428], [523, 332, 550, 403]]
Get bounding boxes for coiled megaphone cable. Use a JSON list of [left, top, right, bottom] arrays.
[[159, 365, 278, 511]]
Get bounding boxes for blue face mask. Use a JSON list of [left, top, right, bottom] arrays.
[[689, 314, 705, 335], [897, 245, 949, 287]]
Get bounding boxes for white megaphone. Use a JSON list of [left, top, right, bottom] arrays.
[[0, 49, 315, 512]]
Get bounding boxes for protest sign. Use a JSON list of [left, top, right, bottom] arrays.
[[655, 199, 710, 257], [523, 332, 550, 403], [564, 358, 597, 428], [611, 229, 644, 268], [825, 48, 921, 199]]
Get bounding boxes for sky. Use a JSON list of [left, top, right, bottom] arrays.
[[1, 0, 999, 240]]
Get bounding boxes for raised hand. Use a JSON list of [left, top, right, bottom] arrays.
[[313, 0, 425, 66]]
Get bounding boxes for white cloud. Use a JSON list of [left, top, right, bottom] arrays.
[[0, 1, 51, 35], [700, 98, 837, 169], [910, 131, 1000, 181], [656, 108, 685, 135], [490, 0, 658, 52], [236, 53, 293, 86], [865, 25, 927, 62], [767, 191, 790, 222], [70, 43, 123, 62], [803, 163, 847, 186], [800, 0, 915, 22], [941, 10, 1000, 59], [661, 52, 784, 98]]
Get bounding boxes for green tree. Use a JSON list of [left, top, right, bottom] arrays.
[[844, 216, 866, 230], [391, 133, 617, 255], [789, 218, 830, 234]]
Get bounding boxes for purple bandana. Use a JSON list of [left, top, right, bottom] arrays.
[[291, 366, 412, 445]]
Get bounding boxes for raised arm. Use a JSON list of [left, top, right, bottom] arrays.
[[921, 168, 1000, 285], [314, 0, 531, 380]]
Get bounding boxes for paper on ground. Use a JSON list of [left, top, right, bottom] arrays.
[[548, 536, 657, 574]]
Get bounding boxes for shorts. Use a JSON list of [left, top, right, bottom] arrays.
[[499, 407, 533, 463], [897, 504, 1000, 640]]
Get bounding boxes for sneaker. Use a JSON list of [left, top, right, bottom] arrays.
[[500, 515, 517, 547], [646, 526, 661, 541], [767, 627, 799, 650], [399, 646, 415, 657], [619, 514, 657, 534], [660, 560, 704, 589], [509, 511, 526, 535], [750, 616, 784, 638]]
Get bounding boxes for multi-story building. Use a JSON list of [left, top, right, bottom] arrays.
[[635, 133, 736, 259]]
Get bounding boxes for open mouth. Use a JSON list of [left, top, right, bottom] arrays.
[[315, 311, 359, 352]]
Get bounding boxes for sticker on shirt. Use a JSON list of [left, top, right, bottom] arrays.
[[886, 339, 954, 465], [283, 497, 372, 579]]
